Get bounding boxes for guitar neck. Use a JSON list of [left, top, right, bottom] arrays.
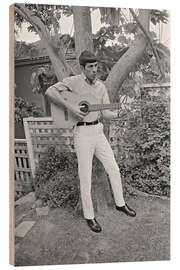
[[89, 103, 121, 112]]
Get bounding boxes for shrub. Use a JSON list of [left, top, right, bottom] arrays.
[[36, 171, 79, 208], [116, 88, 170, 197], [15, 96, 44, 123], [34, 146, 79, 209]]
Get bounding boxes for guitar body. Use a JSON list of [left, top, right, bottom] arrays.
[[51, 91, 97, 129]]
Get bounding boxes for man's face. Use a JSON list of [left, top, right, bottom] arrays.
[[83, 62, 98, 82]]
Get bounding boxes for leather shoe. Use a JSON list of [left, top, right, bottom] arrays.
[[86, 218, 102, 233], [116, 204, 136, 217]]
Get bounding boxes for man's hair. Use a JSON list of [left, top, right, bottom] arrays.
[[79, 50, 98, 67]]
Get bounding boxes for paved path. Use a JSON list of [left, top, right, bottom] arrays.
[[15, 196, 170, 266]]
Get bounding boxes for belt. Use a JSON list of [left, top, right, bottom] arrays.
[[76, 120, 99, 126]]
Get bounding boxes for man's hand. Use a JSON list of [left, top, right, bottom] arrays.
[[69, 104, 87, 120]]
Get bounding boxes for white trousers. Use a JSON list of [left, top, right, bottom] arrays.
[[73, 123, 125, 219]]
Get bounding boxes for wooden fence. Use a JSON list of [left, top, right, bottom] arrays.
[[23, 117, 74, 178], [14, 139, 33, 198]]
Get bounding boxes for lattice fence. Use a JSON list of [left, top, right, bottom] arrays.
[[14, 139, 33, 199], [23, 117, 74, 178]]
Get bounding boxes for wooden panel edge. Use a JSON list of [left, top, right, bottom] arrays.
[[9, 3, 15, 266]]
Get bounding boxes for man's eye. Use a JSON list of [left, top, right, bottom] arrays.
[[88, 64, 97, 68]]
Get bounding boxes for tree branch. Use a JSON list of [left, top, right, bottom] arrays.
[[129, 8, 164, 78], [15, 4, 51, 42], [15, 4, 75, 80], [14, 7, 39, 36], [51, 7, 60, 46], [105, 9, 150, 102], [15, 5, 41, 35]]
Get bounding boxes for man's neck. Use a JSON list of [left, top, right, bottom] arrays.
[[82, 73, 97, 85]]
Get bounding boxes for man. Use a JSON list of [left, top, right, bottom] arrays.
[[45, 50, 136, 233]]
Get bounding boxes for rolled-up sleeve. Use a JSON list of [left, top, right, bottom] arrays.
[[45, 77, 73, 96]]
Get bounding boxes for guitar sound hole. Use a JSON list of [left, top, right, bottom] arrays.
[[80, 102, 89, 113]]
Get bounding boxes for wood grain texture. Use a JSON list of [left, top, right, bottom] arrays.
[[9, 4, 15, 266]]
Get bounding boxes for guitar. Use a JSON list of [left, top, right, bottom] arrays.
[[51, 91, 121, 128]]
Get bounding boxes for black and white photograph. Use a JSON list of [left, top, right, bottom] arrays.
[[9, 0, 170, 267]]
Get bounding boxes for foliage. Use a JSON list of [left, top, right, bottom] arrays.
[[94, 8, 169, 81], [34, 146, 102, 209], [99, 7, 122, 25], [98, 8, 169, 28], [15, 41, 40, 59], [15, 4, 72, 34], [127, 42, 170, 85], [150, 9, 169, 25], [15, 5, 170, 87], [15, 34, 75, 60], [115, 86, 170, 197], [15, 96, 44, 123], [34, 147, 79, 209], [15, 5, 169, 35]]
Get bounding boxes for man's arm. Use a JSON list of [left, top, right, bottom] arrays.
[[45, 83, 86, 119], [102, 109, 119, 120], [101, 87, 119, 120], [101, 87, 131, 120]]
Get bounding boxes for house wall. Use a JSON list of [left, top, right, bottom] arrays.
[[15, 63, 49, 106], [14, 55, 78, 138]]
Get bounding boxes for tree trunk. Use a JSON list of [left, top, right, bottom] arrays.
[[72, 6, 94, 72], [105, 34, 147, 101], [40, 37, 72, 81], [105, 9, 150, 102]]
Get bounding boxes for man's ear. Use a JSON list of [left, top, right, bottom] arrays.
[[80, 65, 85, 72]]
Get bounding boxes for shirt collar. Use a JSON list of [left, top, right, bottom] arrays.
[[81, 73, 97, 85]]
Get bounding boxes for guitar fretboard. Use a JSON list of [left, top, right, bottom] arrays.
[[89, 103, 121, 112]]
